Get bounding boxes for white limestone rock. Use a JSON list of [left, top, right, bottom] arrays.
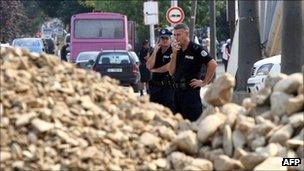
[[270, 92, 292, 116], [254, 157, 287, 171], [204, 73, 235, 106], [174, 130, 199, 155], [197, 113, 227, 143], [274, 73, 303, 94]]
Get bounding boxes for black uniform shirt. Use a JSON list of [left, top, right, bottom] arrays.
[[174, 41, 212, 83], [152, 46, 172, 81]]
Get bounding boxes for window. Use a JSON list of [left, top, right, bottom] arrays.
[[77, 52, 99, 61], [12, 39, 44, 53], [75, 19, 124, 39], [98, 53, 130, 64], [13, 39, 41, 47]]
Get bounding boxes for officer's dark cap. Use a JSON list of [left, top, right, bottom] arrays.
[[159, 29, 172, 38]]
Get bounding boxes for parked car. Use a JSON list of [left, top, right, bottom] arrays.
[[247, 55, 281, 93], [92, 50, 140, 92], [12, 38, 45, 54], [0, 43, 11, 48], [76, 51, 100, 69], [129, 51, 140, 66]]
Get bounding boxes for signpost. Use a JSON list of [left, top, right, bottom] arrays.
[[144, 1, 159, 47], [166, 6, 185, 25]]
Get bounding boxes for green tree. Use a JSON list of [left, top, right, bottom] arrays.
[[80, 0, 229, 49], [36, 0, 93, 29], [82, 0, 148, 51], [0, 0, 28, 42], [215, 1, 229, 41], [1, 0, 93, 42], [21, 1, 47, 36], [59, 1, 93, 29]]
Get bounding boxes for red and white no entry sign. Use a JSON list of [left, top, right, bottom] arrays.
[[166, 6, 185, 24]]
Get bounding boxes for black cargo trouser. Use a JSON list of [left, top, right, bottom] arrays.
[[149, 85, 174, 112], [174, 87, 202, 121]]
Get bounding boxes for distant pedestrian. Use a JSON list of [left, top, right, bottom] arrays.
[[139, 40, 151, 96], [169, 23, 218, 121], [146, 29, 174, 111], [221, 39, 231, 72], [60, 43, 69, 61]]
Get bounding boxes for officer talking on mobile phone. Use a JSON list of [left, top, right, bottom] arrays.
[[169, 23, 218, 121], [146, 28, 174, 112]]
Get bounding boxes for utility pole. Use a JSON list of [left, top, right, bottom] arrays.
[[302, 1, 304, 66], [281, 1, 303, 74], [189, 0, 197, 41], [150, 25, 155, 47], [227, 0, 235, 43], [236, 0, 262, 91], [171, 0, 177, 7], [171, 0, 178, 27], [209, 0, 216, 60], [144, 0, 158, 48]]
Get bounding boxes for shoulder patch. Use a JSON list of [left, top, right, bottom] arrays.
[[201, 50, 208, 57]]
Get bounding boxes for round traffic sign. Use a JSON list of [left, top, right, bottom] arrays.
[[166, 6, 185, 24]]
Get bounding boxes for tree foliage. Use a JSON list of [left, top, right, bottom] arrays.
[[0, 0, 28, 42], [36, 0, 93, 30], [21, 1, 47, 36], [1, 0, 92, 42], [1, 0, 229, 46], [82, 0, 229, 48]]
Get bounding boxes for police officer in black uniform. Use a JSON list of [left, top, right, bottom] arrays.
[[169, 23, 218, 121], [146, 29, 174, 112]]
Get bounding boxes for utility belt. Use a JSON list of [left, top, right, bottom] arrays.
[[174, 82, 193, 90], [173, 78, 200, 90], [149, 80, 174, 87]]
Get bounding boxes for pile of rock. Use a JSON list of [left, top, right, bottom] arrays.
[[0, 46, 303, 171], [0, 46, 185, 170], [170, 73, 303, 170]]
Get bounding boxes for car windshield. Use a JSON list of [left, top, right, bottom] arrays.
[[98, 52, 131, 64], [13, 39, 41, 47], [77, 52, 99, 61], [12, 39, 43, 53]]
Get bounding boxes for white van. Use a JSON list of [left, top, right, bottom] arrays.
[[247, 55, 281, 93]]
